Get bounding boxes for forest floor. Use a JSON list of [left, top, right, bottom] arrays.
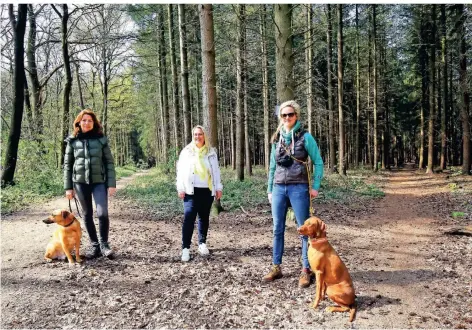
[[1, 164, 471, 329]]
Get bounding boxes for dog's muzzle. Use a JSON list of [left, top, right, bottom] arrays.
[[43, 219, 54, 224]]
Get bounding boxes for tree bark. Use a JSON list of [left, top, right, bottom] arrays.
[[326, 4, 336, 173], [178, 5, 191, 146], [2, 4, 28, 187], [26, 5, 43, 139], [306, 5, 313, 134], [260, 5, 270, 173], [337, 5, 346, 175], [157, 8, 169, 165], [199, 4, 221, 213], [373, 5, 379, 172], [355, 4, 360, 167], [274, 4, 294, 103], [426, 5, 436, 174], [168, 5, 180, 151], [440, 4, 447, 170], [235, 4, 245, 181], [457, 4, 471, 174]]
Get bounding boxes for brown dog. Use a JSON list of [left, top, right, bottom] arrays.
[[298, 216, 357, 322], [43, 209, 82, 266]]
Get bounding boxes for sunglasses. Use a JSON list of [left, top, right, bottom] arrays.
[[281, 112, 295, 118]]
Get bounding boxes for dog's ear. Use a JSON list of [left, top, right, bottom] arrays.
[[61, 210, 70, 219]]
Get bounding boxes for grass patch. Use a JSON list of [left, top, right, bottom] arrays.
[[117, 165, 385, 217], [1, 164, 139, 215]]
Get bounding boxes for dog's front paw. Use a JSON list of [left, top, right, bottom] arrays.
[[68, 262, 75, 268], [76, 257, 83, 263], [45, 258, 53, 263], [311, 300, 320, 309]]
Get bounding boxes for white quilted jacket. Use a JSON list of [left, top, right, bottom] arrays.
[[176, 144, 223, 196]]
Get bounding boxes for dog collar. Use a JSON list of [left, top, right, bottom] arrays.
[[310, 237, 328, 245], [63, 218, 76, 227]]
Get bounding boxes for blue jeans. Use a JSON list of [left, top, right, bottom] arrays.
[[271, 183, 310, 269], [74, 183, 109, 245], [182, 188, 214, 249]]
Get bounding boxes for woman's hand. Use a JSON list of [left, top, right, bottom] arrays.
[[268, 193, 272, 204], [178, 192, 185, 199], [108, 187, 117, 197], [66, 190, 74, 200], [215, 190, 222, 200], [310, 189, 319, 199]]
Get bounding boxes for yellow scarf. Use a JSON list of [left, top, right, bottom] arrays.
[[193, 144, 213, 191]]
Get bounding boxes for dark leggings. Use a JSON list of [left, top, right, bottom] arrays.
[[74, 183, 109, 244], [182, 188, 214, 249]]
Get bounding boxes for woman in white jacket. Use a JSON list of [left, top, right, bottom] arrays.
[[176, 125, 223, 262]]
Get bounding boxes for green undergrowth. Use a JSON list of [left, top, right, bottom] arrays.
[[116, 165, 385, 218], [1, 164, 139, 215]]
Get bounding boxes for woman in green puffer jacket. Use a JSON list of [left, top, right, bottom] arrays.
[[64, 109, 116, 259]]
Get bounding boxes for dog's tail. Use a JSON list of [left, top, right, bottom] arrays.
[[349, 301, 357, 322]]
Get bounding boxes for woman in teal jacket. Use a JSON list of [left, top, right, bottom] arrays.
[[64, 109, 116, 259], [263, 100, 324, 288]]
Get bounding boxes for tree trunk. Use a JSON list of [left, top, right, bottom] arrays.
[[26, 5, 43, 140], [241, 6, 252, 176], [373, 4, 379, 172], [337, 5, 346, 175], [168, 5, 180, 151], [260, 5, 270, 173], [306, 5, 313, 134], [426, 5, 436, 174], [355, 4, 360, 167], [235, 4, 245, 181], [178, 5, 191, 146], [199, 4, 222, 214], [157, 9, 169, 165], [60, 4, 72, 166], [274, 4, 294, 103], [326, 4, 336, 173], [457, 4, 471, 174], [419, 6, 428, 169], [74, 61, 85, 109], [440, 4, 447, 170], [2, 4, 27, 187]]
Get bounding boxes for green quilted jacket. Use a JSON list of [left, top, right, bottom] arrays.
[[63, 134, 116, 190]]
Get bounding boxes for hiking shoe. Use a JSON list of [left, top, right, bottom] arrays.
[[299, 268, 313, 288], [263, 265, 283, 282], [181, 248, 190, 262], [85, 244, 101, 259], [198, 243, 210, 256], [100, 242, 115, 258]]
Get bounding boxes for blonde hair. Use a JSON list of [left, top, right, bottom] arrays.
[[270, 100, 300, 143], [192, 125, 211, 149]]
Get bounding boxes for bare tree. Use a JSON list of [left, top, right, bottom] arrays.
[[178, 5, 191, 146], [2, 5, 27, 187], [337, 4, 346, 175]]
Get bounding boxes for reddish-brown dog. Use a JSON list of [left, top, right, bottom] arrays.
[[43, 209, 82, 266], [298, 216, 357, 322]]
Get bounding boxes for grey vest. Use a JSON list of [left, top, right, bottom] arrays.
[[274, 130, 309, 184]]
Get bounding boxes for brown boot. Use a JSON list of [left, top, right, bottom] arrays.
[[263, 265, 283, 282], [299, 268, 313, 288]]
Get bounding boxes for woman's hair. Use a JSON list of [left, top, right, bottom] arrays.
[[270, 100, 301, 143], [192, 125, 211, 149], [72, 109, 103, 137]]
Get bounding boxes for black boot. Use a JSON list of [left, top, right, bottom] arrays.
[[100, 242, 114, 258], [85, 243, 101, 259]]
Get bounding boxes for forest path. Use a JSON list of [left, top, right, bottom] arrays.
[[1, 166, 471, 329]]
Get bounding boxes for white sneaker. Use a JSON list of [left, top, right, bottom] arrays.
[[181, 248, 190, 262], [198, 243, 209, 256]]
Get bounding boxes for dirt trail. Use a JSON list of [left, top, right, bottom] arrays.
[[1, 167, 471, 329]]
